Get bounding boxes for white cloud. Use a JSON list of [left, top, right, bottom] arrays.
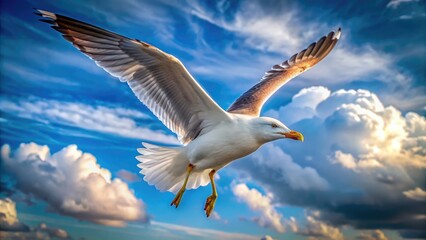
[[150, 220, 259, 240], [232, 183, 286, 233], [0, 97, 178, 144], [357, 230, 389, 240], [330, 151, 358, 169], [273, 87, 426, 169], [403, 187, 426, 201], [266, 86, 331, 125], [189, 1, 318, 55], [330, 150, 382, 170], [301, 46, 393, 84], [386, 0, 420, 9], [1, 143, 148, 227], [317, 89, 385, 118]]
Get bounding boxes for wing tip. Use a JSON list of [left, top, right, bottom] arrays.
[[34, 9, 57, 20], [333, 27, 342, 40]]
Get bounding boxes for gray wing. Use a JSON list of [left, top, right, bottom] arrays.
[[227, 28, 341, 116], [37, 10, 229, 144]]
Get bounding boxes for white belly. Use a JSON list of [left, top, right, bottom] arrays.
[[185, 122, 261, 171]]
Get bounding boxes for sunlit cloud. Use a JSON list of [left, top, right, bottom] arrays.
[[0, 198, 71, 239], [357, 229, 390, 240], [403, 187, 426, 201], [295, 212, 344, 240], [232, 183, 286, 233], [0, 198, 29, 232], [236, 86, 426, 237], [1, 143, 148, 227]]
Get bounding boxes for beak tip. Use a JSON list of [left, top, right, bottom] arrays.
[[283, 130, 304, 142]]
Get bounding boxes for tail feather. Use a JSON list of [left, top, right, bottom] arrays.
[[137, 142, 210, 193]]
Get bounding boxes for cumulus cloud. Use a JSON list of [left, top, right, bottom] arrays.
[[0, 97, 178, 144], [1, 143, 148, 227], [403, 187, 426, 201], [271, 87, 425, 169], [237, 86, 426, 237], [296, 213, 344, 240], [357, 230, 389, 240], [0, 198, 70, 240], [232, 183, 286, 233], [266, 86, 331, 126], [0, 198, 30, 232]]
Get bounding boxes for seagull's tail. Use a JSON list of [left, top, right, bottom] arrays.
[[136, 142, 210, 193]]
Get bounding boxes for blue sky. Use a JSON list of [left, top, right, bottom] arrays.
[[0, 0, 425, 239]]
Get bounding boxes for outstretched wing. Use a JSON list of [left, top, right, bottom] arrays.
[[227, 28, 341, 116], [36, 10, 229, 144]]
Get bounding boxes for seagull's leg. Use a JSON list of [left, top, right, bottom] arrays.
[[204, 169, 217, 217], [171, 164, 194, 208]]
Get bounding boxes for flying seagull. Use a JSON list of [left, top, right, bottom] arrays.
[[36, 9, 341, 217]]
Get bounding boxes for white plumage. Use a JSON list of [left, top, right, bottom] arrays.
[[36, 9, 340, 216]]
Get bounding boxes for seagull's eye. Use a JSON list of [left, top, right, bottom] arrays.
[[271, 123, 278, 128]]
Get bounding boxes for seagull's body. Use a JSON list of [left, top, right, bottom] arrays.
[[36, 9, 341, 217], [187, 114, 263, 170]]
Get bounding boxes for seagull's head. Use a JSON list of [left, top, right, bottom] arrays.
[[252, 117, 304, 143]]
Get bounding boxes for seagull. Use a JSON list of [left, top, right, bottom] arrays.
[[36, 9, 341, 217]]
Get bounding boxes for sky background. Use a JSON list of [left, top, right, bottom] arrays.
[[0, 0, 425, 239]]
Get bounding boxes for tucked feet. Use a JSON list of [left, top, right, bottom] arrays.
[[171, 190, 184, 208], [204, 194, 217, 217]]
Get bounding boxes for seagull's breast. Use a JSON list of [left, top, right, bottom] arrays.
[[186, 118, 260, 170]]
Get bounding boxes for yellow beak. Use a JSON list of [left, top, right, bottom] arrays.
[[282, 130, 304, 142]]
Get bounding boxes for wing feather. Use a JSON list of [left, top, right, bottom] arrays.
[[37, 9, 229, 144], [228, 28, 341, 116]]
